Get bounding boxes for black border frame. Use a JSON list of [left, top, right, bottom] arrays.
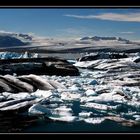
[[0, 1, 140, 137]]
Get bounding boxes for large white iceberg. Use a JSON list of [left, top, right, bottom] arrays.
[[0, 51, 40, 59]]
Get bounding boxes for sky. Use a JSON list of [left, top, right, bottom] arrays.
[[0, 8, 140, 40]]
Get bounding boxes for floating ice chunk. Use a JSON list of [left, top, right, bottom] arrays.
[[4, 74, 34, 93], [133, 115, 140, 121], [57, 85, 79, 93], [48, 97, 63, 104], [67, 59, 76, 64], [127, 100, 140, 109], [48, 80, 66, 89], [22, 51, 29, 58], [112, 88, 125, 95], [81, 102, 118, 111], [80, 96, 92, 103], [89, 80, 99, 85], [74, 60, 101, 68], [0, 96, 5, 101], [133, 115, 140, 119], [0, 97, 35, 109], [68, 85, 79, 92], [1, 92, 12, 98], [47, 103, 59, 108], [58, 84, 81, 92], [49, 116, 77, 122], [95, 85, 111, 94], [8, 92, 31, 100], [52, 106, 73, 117], [29, 104, 73, 116], [0, 101, 33, 111], [31, 90, 53, 98], [81, 92, 126, 103], [24, 74, 55, 90], [79, 111, 93, 118], [84, 117, 105, 124], [135, 118, 140, 121], [123, 86, 140, 95], [61, 92, 81, 101], [85, 89, 97, 96], [0, 52, 36, 59], [32, 53, 39, 58], [29, 104, 76, 122], [71, 78, 80, 84], [28, 103, 51, 116]]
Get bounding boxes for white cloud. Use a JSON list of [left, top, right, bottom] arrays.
[[0, 30, 36, 36], [119, 31, 134, 34], [0, 30, 16, 34], [65, 13, 140, 22]]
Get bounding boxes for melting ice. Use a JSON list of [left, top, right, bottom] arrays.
[[0, 52, 140, 126]]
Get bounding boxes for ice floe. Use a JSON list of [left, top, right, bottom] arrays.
[[80, 102, 119, 111], [79, 111, 93, 118], [85, 89, 97, 96], [61, 92, 82, 101], [31, 90, 53, 99], [0, 51, 40, 59], [7, 92, 31, 100], [0, 52, 140, 127], [28, 104, 77, 122], [84, 117, 105, 124]]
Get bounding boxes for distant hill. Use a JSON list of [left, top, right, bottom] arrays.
[[80, 36, 131, 44], [0, 32, 32, 48]]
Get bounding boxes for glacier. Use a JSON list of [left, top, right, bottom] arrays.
[[0, 51, 40, 59]]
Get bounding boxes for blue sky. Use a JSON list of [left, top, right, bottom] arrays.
[[0, 8, 140, 40]]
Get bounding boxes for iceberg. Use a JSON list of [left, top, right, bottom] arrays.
[[0, 96, 5, 101], [31, 90, 53, 99], [79, 111, 93, 118], [61, 92, 82, 101], [84, 117, 105, 124], [0, 51, 40, 60], [85, 89, 97, 96], [7, 92, 32, 100], [89, 80, 99, 85], [28, 104, 51, 116], [28, 104, 77, 122], [48, 116, 77, 122], [80, 102, 118, 111], [0, 52, 140, 126]]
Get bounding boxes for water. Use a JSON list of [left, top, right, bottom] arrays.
[[22, 101, 140, 133], [23, 117, 140, 133]]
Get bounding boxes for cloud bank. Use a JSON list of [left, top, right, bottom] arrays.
[[65, 13, 140, 22], [119, 31, 134, 34]]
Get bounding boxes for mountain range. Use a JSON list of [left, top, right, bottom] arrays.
[[0, 32, 32, 47], [80, 36, 131, 44], [0, 31, 139, 49]]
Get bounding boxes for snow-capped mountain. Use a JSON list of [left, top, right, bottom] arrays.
[[0, 31, 33, 41], [80, 36, 130, 44], [0, 31, 32, 47], [0, 31, 140, 53]]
